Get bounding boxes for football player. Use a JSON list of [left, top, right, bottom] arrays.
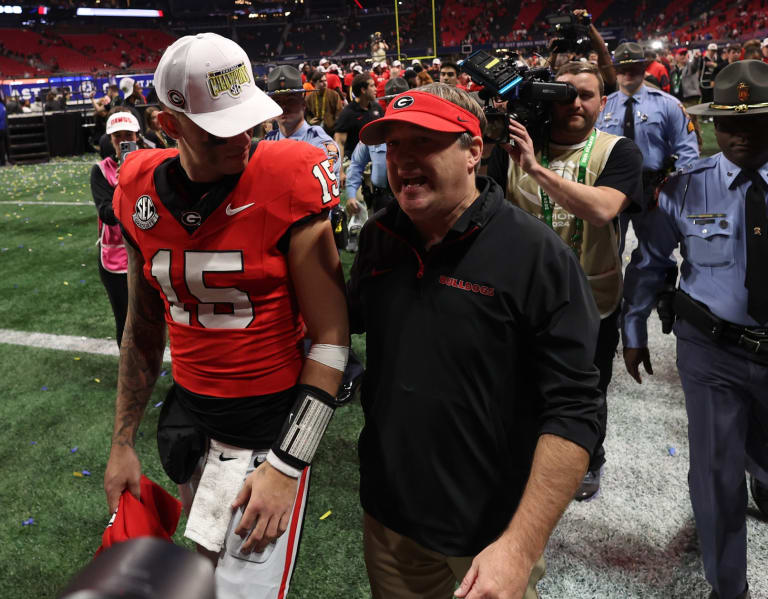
[[103, 33, 349, 599]]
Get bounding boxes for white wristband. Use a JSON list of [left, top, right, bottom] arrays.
[[266, 449, 303, 478], [306, 343, 349, 372]]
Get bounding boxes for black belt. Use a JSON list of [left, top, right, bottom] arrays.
[[673, 290, 768, 355]]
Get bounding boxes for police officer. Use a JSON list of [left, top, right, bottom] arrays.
[[264, 65, 341, 178], [622, 60, 768, 599], [598, 42, 700, 249], [345, 77, 408, 219]]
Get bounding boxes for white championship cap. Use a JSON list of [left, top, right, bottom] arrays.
[[106, 111, 140, 134], [119, 77, 135, 95], [411, 59, 421, 65], [763, 38, 768, 47], [392, 59, 402, 67], [432, 58, 441, 65], [153, 32, 281, 138], [707, 42, 718, 51], [352, 64, 363, 73]]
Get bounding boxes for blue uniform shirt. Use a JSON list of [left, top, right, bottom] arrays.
[[0, 101, 6, 131], [598, 85, 699, 170], [622, 153, 768, 347], [345, 141, 388, 199], [265, 121, 341, 178]]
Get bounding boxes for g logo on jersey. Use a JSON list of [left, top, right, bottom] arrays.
[[393, 96, 414, 109], [181, 211, 202, 227], [133, 195, 159, 230]]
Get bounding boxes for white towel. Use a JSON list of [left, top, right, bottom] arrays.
[[185, 439, 252, 553]]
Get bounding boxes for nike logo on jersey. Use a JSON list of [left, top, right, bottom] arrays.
[[219, 453, 238, 461], [225, 202, 255, 216], [457, 116, 471, 122]]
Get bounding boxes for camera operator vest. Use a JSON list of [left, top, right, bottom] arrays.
[[507, 129, 623, 317]]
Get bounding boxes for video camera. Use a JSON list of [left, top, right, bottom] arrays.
[[458, 50, 576, 148], [547, 11, 592, 54]]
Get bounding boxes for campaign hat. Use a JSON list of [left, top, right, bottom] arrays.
[[360, 89, 481, 144], [153, 32, 281, 138], [613, 42, 646, 65], [266, 65, 309, 95], [687, 60, 768, 116]]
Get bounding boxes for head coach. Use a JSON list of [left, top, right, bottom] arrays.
[[347, 82, 603, 598]]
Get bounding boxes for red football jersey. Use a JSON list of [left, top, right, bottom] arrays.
[[114, 141, 340, 398]]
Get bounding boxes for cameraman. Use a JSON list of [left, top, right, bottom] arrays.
[[549, 9, 617, 95], [488, 61, 643, 502], [371, 32, 388, 63]]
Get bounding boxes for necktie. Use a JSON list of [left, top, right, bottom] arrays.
[[744, 170, 768, 324], [623, 97, 635, 141]]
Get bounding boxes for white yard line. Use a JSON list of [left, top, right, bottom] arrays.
[[0, 328, 171, 362], [0, 201, 89, 206]]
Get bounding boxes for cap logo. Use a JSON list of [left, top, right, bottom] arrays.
[[167, 89, 186, 108], [738, 82, 750, 103], [206, 61, 251, 100], [133, 195, 159, 230], [393, 95, 414, 109]]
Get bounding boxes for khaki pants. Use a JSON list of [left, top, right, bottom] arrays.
[[363, 512, 546, 599]]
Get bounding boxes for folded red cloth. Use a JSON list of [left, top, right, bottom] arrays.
[[95, 475, 182, 556]]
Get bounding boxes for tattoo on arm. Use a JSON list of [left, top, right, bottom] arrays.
[[112, 243, 167, 447]]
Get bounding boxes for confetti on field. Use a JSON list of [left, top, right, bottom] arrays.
[[73, 471, 84, 478], [667, 446, 677, 457], [74, 357, 81, 361], [22, 518, 35, 526], [63, 281, 69, 286], [319, 510, 332, 520], [70, 446, 78, 453], [41, 386, 48, 391], [57, 236, 64, 241], [30, 441, 37, 445], [82, 470, 91, 476], [160, 370, 168, 377], [93, 378, 101, 383], [154, 401, 163, 408]]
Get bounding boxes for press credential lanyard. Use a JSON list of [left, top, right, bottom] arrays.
[[539, 128, 597, 256]]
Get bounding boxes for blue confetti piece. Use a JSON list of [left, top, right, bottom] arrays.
[[667, 446, 677, 457], [79, 280, 86, 284], [70, 446, 78, 453], [154, 401, 163, 408], [81, 470, 91, 476], [22, 518, 35, 526], [17, 244, 24, 248], [160, 370, 168, 377], [41, 386, 48, 391], [30, 441, 37, 445]]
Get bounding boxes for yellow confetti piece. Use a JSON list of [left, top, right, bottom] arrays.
[[57, 237, 64, 240], [93, 378, 101, 383], [319, 510, 332, 520], [63, 281, 69, 286], [74, 357, 81, 361], [67, 233, 73, 237], [73, 472, 84, 478]]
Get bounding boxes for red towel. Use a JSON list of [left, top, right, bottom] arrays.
[[96, 475, 182, 556]]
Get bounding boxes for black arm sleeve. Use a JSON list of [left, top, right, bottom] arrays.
[[524, 241, 602, 454], [90, 164, 118, 225], [594, 137, 645, 213]]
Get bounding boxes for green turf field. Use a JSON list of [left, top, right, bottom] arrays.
[[0, 122, 720, 597]]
